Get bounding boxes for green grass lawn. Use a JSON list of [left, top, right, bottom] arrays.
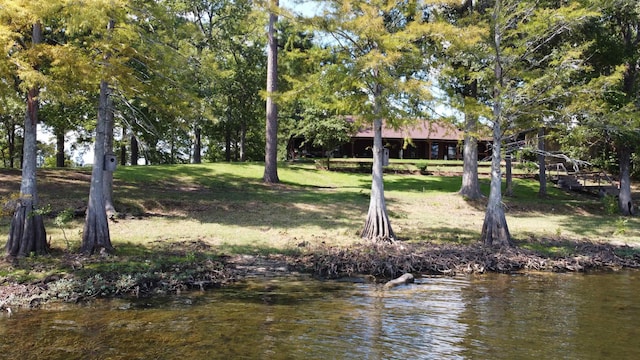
[[1, 161, 639, 256]]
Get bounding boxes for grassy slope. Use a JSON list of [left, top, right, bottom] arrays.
[[1, 162, 639, 256]]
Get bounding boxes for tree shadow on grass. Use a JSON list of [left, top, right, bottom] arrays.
[[112, 167, 372, 231], [6, 166, 635, 251], [1, 169, 94, 213], [112, 169, 612, 239], [120, 239, 272, 260], [554, 214, 640, 241], [384, 175, 463, 193], [399, 226, 481, 245]]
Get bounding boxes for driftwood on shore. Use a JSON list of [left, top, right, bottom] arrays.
[[384, 273, 415, 289]]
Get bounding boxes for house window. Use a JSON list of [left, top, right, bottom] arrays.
[[447, 145, 457, 160], [430, 143, 439, 159], [404, 144, 417, 159]]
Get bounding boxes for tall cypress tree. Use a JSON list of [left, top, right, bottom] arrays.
[[263, 0, 281, 183], [304, 0, 455, 241], [478, 0, 596, 246], [6, 22, 48, 257]]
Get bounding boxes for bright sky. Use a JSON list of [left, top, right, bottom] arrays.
[[282, 0, 325, 17]]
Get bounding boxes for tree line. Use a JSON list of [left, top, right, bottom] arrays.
[[1, 0, 638, 256]]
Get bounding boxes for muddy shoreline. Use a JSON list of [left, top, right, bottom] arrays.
[[1, 238, 639, 311]]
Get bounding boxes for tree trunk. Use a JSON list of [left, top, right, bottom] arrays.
[[234, 132, 239, 161], [505, 154, 513, 197], [1, 123, 6, 167], [6, 122, 16, 168], [55, 130, 65, 167], [130, 134, 139, 166], [170, 130, 176, 164], [7, 197, 48, 257], [617, 33, 637, 216], [618, 144, 633, 216], [120, 128, 127, 166], [481, 130, 512, 246], [240, 121, 246, 162], [82, 19, 115, 255], [361, 116, 395, 242], [82, 79, 114, 255], [103, 94, 115, 217], [537, 128, 547, 197], [263, 0, 280, 183], [6, 22, 48, 257], [481, 6, 512, 247], [459, 104, 482, 199], [225, 126, 232, 162], [193, 126, 202, 164]]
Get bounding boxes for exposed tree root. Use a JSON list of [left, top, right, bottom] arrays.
[[2, 238, 639, 310], [294, 239, 640, 279]]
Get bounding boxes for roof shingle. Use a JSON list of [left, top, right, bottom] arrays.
[[354, 120, 463, 141]]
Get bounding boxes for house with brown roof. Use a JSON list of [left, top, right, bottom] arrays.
[[338, 120, 491, 160], [289, 119, 492, 161]]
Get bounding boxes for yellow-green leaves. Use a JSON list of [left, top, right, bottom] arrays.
[[304, 0, 454, 124], [60, 0, 126, 36]]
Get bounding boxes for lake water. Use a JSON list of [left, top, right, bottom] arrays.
[[1, 271, 639, 359]]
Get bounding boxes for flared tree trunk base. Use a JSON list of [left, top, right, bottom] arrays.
[[459, 187, 484, 200], [361, 208, 396, 243], [81, 208, 114, 255], [618, 146, 633, 216], [6, 200, 48, 257], [459, 136, 483, 200], [480, 207, 512, 247]]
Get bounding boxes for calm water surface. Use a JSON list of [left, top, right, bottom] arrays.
[[1, 271, 639, 359]]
